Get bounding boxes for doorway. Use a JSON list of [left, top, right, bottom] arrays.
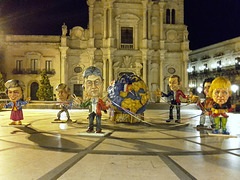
[[30, 82, 39, 100], [74, 84, 83, 98]]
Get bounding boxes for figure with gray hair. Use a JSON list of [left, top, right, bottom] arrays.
[[1, 79, 30, 125], [80, 66, 108, 133], [54, 83, 73, 122]]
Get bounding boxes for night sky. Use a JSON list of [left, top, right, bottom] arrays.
[[0, 0, 240, 50]]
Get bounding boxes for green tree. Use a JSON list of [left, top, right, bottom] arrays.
[[0, 72, 5, 92], [36, 70, 53, 101]]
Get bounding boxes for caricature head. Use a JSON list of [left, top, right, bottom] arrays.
[[55, 83, 70, 101], [209, 77, 232, 105], [202, 77, 214, 97], [83, 66, 103, 98], [5, 80, 25, 102], [169, 75, 181, 91]]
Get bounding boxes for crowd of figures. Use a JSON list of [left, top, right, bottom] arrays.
[[0, 66, 236, 136]]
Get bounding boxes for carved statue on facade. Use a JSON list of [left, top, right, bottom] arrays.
[[62, 23, 67, 37]]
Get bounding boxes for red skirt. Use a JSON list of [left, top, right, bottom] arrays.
[[10, 110, 24, 121]]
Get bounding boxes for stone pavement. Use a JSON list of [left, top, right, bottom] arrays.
[[0, 104, 240, 180]]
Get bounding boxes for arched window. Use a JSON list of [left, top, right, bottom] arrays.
[[172, 9, 175, 24], [166, 9, 170, 24]]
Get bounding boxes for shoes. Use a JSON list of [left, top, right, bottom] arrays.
[[197, 124, 204, 128], [166, 119, 173, 122], [175, 120, 180, 123], [86, 128, 94, 133], [222, 130, 230, 135], [16, 121, 22, 125], [212, 129, 219, 134], [66, 119, 72, 122], [9, 121, 16, 125], [211, 124, 216, 129], [54, 119, 60, 121], [95, 130, 102, 133]]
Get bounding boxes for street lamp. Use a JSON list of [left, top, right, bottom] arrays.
[[197, 87, 203, 94], [231, 84, 239, 93], [231, 84, 239, 104]]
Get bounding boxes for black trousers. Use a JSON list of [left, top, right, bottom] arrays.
[[169, 101, 180, 120]]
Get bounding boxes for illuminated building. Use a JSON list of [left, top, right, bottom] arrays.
[[0, 0, 189, 101], [188, 36, 240, 101]]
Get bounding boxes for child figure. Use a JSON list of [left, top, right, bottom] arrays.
[[208, 77, 234, 134], [1, 80, 30, 125], [196, 78, 215, 128]]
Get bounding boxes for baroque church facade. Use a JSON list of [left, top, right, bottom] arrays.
[[0, 0, 189, 101]]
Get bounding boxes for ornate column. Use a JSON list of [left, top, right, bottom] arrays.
[[108, 2, 113, 38], [148, 58, 152, 92], [182, 51, 190, 88], [88, 2, 94, 38], [159, 50, 166, 91], [159, 2, 165, 49], [103, 58, 107, 90], [142, 0, 147, 39], [147, 2, 153, 39], [109, 56, 113, 85], [59, 47, 69, 83], [181, 29, 190, 89], [159, 3, 164, 40], [142, 58, 147, 83], [103, 5, 107, 39], [142, 49, 148, 83]]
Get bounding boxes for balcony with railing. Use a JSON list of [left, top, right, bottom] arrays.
[[43, 69, 56, 75], [120, 43, 133, 50], [26, 68, 41, 74], [12, 68, 25, 74]]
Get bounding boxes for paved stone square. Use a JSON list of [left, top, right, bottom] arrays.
[[0, 104, 240, 180]]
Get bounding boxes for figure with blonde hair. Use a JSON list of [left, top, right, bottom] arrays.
[[1, 80, 30, 125], [209, 77, 234, 134]]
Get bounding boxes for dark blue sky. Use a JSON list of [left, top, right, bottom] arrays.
[[0, 0, 240, 50]]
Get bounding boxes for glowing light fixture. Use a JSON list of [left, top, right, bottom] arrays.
[[231, 84, 239, 93]]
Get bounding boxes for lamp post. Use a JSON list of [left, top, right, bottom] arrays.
[[197, 86, 203, 97], [231, 84, 239, 104]]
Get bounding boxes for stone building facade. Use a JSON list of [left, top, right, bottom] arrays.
[[188, 36, 240, 99], [0, 0, 189, 101]]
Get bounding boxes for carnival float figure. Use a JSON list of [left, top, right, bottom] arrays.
[[209, 77, 235, 134], [196, 78, 215, 128], [79, 66, 108, 133], [155, 75, 189, 123], [54, 83, 73, 122], [1, 80, 30, 125]]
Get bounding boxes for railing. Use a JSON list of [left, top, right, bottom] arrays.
[[43, 69, 56, 75], [120, 43, 133, 50], [26, 68, 41, 74], [12, 68, 25, 74], [12, 68, 55, 75]]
